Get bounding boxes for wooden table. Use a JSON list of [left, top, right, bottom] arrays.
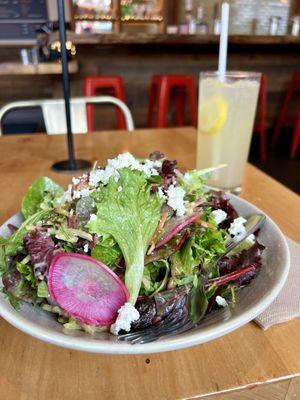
[[0, 128, 299, 400]]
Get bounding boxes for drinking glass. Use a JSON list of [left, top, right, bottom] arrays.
[[196, 71, 261, 194]]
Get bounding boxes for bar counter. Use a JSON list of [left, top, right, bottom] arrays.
[[3, 34, 300, 47], [71, 33, 300, 46]]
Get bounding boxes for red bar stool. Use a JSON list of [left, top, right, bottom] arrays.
[[147, 75, 197, 128], [271, 71, 300, 158], [253, 74, 268, 161], [83, 76, 126, 131]]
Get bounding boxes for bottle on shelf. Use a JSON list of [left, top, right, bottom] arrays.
[[268, 16, 281, 35], [179, 0, 193, 34], [120, 0, 133, 18], [290, 16, 300, 36], [212, 2, 220, 35], [196, 6, 208, 35], [188, 9, 197, 34]]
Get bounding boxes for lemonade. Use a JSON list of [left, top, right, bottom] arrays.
[[197, 72, 261, 192]]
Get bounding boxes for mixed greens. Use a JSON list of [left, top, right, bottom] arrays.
[[0, 152, 265, 335]]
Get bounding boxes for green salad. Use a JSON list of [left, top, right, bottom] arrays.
[[0, 151, 265, 335]]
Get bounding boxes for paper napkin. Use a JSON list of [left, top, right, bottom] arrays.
[[255, 237, 300, 330]]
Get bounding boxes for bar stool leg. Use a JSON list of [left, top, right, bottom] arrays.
[[291, 104, 300, 158], [147, 80, 157, 127], [271, 75, 295, 149], [86, 103, 94, 132], [174, 88, 186, 126], [156, 79, 170, 128]]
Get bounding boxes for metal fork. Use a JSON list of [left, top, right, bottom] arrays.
[[118, 295, 194, 344], [118, 214, 266, 344]]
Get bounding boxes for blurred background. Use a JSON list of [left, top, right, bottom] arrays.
[[0, 0, 299, 192]]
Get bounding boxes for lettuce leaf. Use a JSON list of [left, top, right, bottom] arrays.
[[0, 244, 6, 275], [2, 269, 37, 309], [88, 169, 163, 304], [21, 177, 62, 219], [189, 276, 208, 323], [4, 210, 51, 256], [170, 227, 227, 278], [179, 165, 226, 200], [0, 288, 23, 310], [91, 235, 122, 268], [0, 210, 51, 275], [141, 260, 169, 296], [16, 262, 36, 288], [37, 281, 49, 298]]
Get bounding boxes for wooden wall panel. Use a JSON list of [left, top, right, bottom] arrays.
[[0, 43, 299, 130]]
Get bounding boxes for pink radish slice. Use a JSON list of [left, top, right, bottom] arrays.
[[48, 253, 129, 326]]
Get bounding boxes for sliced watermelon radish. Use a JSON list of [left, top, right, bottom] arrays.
[[48, 253, 129, 326]]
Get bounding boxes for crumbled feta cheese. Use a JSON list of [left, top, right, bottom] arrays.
[[89, 169, 104, 186], [151, 159, 162, 169], [83, 243, 89, 253], [157, 186, 167, 200], [89, 153, 162, 187], [247, 234, 256, 245], [89, 213, 97, 222], [110, 303, 140, 335], [211, 209, 227, 225], [72, 191, 81, 200], [166, 185, 186, 216], [108, 152, 136, 170], [228, 217, 247, 237], [117, 186, 123, 192], [56, 184, 73, 204], [72, 177, 80, 185], [142, 159, 161, 176], [215, 296, 228, 307], [72, 188, 91, 199], [88, 166, 118, 186]]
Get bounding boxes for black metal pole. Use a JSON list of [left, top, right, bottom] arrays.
[[58, 0, 75, 168], [52, 0, 91, 173]]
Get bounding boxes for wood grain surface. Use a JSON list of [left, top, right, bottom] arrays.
[[71, 33, 300, 46], [0, 128, 299, 400], [201, 376, 300, 400]]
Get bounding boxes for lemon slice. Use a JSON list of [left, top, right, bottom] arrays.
[[198, 97, 228, 135]]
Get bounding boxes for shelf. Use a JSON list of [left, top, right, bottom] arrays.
[[75, 15, 118, 22], [120, 16, 163, 23], [72, 33, 300, 46], [74, 16, 163, 23], [0, 61, 79, 75]]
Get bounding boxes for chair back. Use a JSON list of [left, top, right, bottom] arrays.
[[41, 99, 87, 134], [0, 96, 134, 135]]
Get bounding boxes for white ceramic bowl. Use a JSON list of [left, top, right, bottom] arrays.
[[0, 194, 290, 354]]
